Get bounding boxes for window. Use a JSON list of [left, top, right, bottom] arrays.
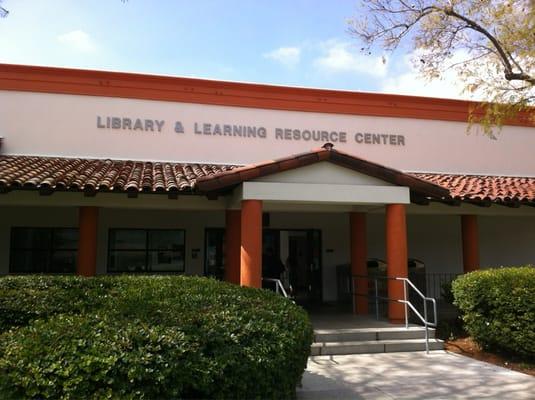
[[204, 228, 225, 279], [10, 227, 78, 273], [108, 229, 185, 273]]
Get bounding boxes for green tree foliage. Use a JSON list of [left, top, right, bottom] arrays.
[[349, 0, 535, 133]]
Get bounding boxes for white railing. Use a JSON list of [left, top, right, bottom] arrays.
[[262, 278, 290, 298], [352, 274, 438, 354]]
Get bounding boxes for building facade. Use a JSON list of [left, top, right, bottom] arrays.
[[1, 64, 534, 322]]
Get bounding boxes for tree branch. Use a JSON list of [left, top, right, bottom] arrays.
[[442, 5, 534, 84]]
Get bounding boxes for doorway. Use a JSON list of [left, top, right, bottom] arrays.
[[203, 227, 323, 305], [263, 229, 322, 306]]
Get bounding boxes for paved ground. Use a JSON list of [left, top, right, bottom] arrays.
[[297, 351, 535, 399]]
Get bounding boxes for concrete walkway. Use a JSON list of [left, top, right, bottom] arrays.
[[298, 351, 535, 399]]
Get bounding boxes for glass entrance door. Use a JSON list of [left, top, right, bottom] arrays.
[[204, 228, 225, 280], [204, 227, 323, 305], [263, 229, 322, 305]]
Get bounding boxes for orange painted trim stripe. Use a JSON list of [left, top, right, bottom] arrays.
[[0, 63, 533, 126]]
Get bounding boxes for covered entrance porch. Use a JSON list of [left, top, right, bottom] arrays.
[[197, 144, 450, 324]]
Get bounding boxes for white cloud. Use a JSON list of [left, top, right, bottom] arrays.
[[263, 46, 301, 68], [57, 30, 97, 53], [381, 71, 468, 100], [314, 40, 387, 77], [381, 51, 481, 100]]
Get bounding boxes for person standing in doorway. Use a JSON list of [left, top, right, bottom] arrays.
[[262, 247, 285, 289]]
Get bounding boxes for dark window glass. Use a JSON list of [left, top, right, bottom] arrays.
[[148, 250, 184, 272], [149, 230, 183, 250], [108, 250, 147, 273], [10, 250, 49, 273], [108, 229, 185, 273], [109, 230, 146, 250], [204, 228, 225, 279], [53, 229, 79, 250], [12, 229, 51, 250], [10, 228, 78, 274]]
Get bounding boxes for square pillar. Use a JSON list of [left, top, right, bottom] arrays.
[[224, 209, 241, 284], [350, 212, 368, 314], [240, 200, 263, 288], [461, 215, 480, 273], [386, 204, 408, 324], [77, 206, 98, 277]]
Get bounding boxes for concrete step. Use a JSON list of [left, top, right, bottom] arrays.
[[310, 338, 444, 356], [314, 327, 436, 343]]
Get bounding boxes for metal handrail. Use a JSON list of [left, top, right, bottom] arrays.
[[351, 274, 438, 354], [400, 277, 437, 327], [262, 278, 289, 298]]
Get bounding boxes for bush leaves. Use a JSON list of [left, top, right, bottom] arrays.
[[0, 275, 313, 399], [452, 266, 535, 359]]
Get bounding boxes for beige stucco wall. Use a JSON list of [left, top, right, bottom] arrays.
[[2, 90, 535, 176], [479, 216, 535, 267], [256, 163, 394, 186], [367, 214, 464, 275]]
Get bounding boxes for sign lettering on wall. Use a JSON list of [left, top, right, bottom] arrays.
[[96, 115, 406, 146], [9, 90, 532, 174]]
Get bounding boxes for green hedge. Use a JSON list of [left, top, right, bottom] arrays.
[[451, 266, 535, 358], [0, 275, 313, 399]]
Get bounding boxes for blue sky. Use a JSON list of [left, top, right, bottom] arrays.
[[0, 0, 466, 99]]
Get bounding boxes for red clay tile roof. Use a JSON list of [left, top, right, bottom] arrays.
[[195, 144, 449, 198], [0, 155, 235, 194], [2, 152, 535, 205], [412, 173, 535, 204]]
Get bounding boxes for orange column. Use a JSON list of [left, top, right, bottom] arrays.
[[350, 212, 368, 314], [461, 215, 480, 273], [386, 204, 408, 324], [77, 206, 98, 277], [240, 200, 263, 288], [225, 209, 241, 284]]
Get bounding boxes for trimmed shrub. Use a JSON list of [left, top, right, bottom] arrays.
[[451, 266, 535, 358], [0, 275, 313, 399], [0, 275, 114, 332]]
